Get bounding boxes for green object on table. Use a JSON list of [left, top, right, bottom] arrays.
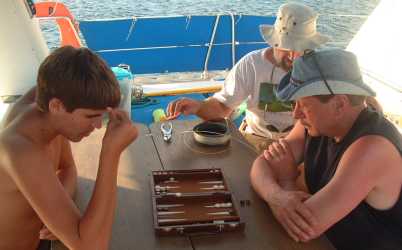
[[153, 108, 167, 122]]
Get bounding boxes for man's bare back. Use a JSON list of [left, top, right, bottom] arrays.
[[0, 97, 72, 249]]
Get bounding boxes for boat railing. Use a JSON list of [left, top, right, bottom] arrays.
[[77, 14, 274, 77]]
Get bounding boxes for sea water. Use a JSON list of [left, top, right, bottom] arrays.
[[40, 0, 380, 50]]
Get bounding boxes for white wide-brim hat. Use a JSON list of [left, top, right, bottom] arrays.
[[260, 3, 330, 52]]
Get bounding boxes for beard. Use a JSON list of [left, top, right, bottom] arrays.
[[274, 53, 293, 71]]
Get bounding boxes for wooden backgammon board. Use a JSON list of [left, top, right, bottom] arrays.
[[150, 168, 245, 236]]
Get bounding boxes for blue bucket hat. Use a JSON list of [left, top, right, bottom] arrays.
[[277, 49, 376, 101]]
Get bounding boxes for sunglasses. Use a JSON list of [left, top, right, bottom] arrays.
[[302, 49, 335, 95]]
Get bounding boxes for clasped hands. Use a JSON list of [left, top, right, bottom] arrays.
[[263, 139, 318, 242]]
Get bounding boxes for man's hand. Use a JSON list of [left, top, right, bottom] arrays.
[[268, 189, 317, 242], [166, 98, 202, 120], [263, 139, 299, 182], [102, 108, 138, 155]]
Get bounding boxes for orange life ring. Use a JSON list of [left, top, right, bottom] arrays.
[[34, 2, 82, 48]]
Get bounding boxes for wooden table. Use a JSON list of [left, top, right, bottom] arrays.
[[53, 123, 192, 250], [54, 120, 334, 250]]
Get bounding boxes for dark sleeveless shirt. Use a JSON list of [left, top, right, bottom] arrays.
[[304, 108, 402, 250]]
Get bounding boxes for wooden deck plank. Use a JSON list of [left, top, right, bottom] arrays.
[[149, 120, 334, 250], [53, 123, 192, 250]]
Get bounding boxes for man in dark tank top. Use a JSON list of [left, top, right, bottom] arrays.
[[250, 49, 402, 250]]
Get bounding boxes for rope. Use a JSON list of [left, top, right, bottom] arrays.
[[234, 14, 242, 26], [185, 15, 192, 30], [126, 16, 137, 41], [47, 0, 60, 17]]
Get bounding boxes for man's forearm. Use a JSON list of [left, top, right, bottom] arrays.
[[57, 165, 77, 199], [78, 150, 120, 249], [196, 97, 233, 120], [250, 155, 298, 203]]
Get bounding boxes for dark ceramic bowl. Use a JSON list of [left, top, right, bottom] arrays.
[[193, 120, 231, 146]]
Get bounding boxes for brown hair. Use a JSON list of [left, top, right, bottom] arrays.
[[36, 46, 121, 112], [315, 94, 365, 106]]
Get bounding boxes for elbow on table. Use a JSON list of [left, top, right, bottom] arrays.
[[249, 155, 264, 182], [249, 155, 270, 200]]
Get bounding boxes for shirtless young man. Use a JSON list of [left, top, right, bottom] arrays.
[[0, 46, 138, 250]]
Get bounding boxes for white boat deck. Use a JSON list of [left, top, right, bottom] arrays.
[[133, 70, 227, 96]]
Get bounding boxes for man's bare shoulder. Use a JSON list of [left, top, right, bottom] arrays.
[[337, 135, 402, 209], [0, 128, 45, 174], [344, 135, 400, 168], [1, 87, 36, 129], [335, 135, 400, 179], [337, 135, 400, 188]]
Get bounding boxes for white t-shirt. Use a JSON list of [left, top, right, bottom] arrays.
[[213, 48, 294, 138]]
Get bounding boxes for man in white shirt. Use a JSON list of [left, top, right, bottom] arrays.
[[166, 3, 329, 152]]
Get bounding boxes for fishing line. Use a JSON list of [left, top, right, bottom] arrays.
[[141, 130, 258, 155]]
